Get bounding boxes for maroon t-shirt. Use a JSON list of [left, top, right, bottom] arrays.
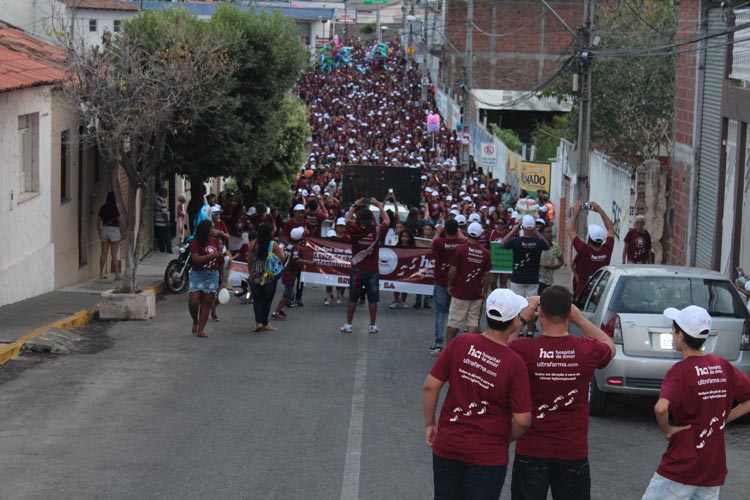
[[432, 236, 467, 287], [449, 242, 491, 300], [431, 334, 532, 466], [656, 355, 750, 486], [305, 211, 328, 237], [572, 236, 614, 297], [282, 218, 311, 243], [282, 241, 304, 285], [347, 220, 389, 272], [510, 335, 612, 460], [190, 237, 222, 271], [624, 229, 651, 263]]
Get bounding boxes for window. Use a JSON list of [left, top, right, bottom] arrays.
[[113, 20, 121, 33], [585, 271, 612, 313], [576, 269, 602, 308], [18, 113, 39, 194], [612, 277, 748, 318], [89, 19, 97, 32], [61, 130, 70, 201]]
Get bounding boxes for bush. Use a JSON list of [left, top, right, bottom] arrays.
[[360, 23, 376, 34], [489, 125, 523, 154]]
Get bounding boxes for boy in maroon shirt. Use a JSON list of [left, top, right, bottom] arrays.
[[642, 305, 750, 500], [508, 285, 615, 500], [430, 219, 467, 356], [423, 288, 533, 500], [445, 222, 493, 345], [565, 201, 615, 298]]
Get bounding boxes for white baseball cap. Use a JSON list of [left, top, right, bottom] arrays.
[[210, 205, 222, 214], [468, 213, 481, 223], [521, 215, 536, 229], [293, 204, 305, 212], [663, 305, 712, 339], [446, 195, 453, 201], [336, 217, 346, 226], [455, 214, 467, 226], [246, 207, 256, 216], [326, 229, 337, 238], [290, 227, 305, 241], [467, 222, 483, 238], [539, 205, 549, 213], [486, 289, 528, 322], [588, 224, 607, 243]]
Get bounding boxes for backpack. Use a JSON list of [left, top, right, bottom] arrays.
[[261, 241, 283, 285]]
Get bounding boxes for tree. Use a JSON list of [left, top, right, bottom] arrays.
[[163, 7, 310, 207], [489, 125, 523, 154], [63, 10, 232, 292], [543, 0, 677, 165]]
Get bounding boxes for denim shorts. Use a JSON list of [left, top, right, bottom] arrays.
[[100, 226, 121, 242], [348, 269, 380, 304], [641, 473, 720, 500], [283, 284, 295, 302], [189, 269, 219, 294]]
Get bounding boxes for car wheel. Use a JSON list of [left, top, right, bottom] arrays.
[[589, 378, 608, 417]]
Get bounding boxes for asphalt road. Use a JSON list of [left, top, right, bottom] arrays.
[[1, 286, 749, 500]]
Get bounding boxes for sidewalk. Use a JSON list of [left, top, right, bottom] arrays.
[[0, 251, 175, 363]]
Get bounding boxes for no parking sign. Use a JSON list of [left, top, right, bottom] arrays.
[[480, 143, 497, 170]]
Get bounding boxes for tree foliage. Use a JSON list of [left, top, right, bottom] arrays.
[[489, 125, 523, 154], [544, 0, 677, 165], [63, 9, 231, 292], [531, 115, 570, 162], [163, 6, 310, 204]]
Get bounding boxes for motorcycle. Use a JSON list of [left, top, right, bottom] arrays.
[[164, 238, 192, 293]]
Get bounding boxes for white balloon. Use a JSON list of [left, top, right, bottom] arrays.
[[218, 288, 230, 305]]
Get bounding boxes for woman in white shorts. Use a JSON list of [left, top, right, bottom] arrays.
[[97, 192, 122, 280]]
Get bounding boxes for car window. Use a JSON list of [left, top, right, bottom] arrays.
[[576, 269, 603, 308], [612, 277, 748, 317], [585, 271, 611, 313]]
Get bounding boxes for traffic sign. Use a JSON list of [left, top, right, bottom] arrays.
[[407, 46, 415, 55], [460, 132, 473, 145]]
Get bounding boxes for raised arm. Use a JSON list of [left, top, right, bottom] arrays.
[[566, 201, 582, 242], [591, 201, 615, 239]]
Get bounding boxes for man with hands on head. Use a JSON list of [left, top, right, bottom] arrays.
[[341, 196, 389, 335], [502, 214, 550, 299], [566, 201, 616, 298], [508, 285, 615, 500], [423, 288, 533, 500]]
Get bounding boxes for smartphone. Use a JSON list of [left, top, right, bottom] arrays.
[[738, 267, 746, 278], [363, 197, 371, 206], [582, 203, 593, 210], [388, 188, 393, 193]]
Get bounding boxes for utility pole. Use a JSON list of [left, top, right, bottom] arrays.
[[461, 0, 473, 171], [407, 2, 415, 70], [575, 0, 595, 235], [377, 6, 381, 42], [421, 2, 429, 102]]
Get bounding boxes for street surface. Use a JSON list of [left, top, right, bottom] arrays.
[[1, 286, 749, 500]]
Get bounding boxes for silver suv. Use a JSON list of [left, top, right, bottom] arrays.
[[571, 265, 750, 416]]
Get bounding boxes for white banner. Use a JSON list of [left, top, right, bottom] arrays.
[[301, 271, 434, 294]]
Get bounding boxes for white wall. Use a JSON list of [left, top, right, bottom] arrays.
[[0, 0, 36, 29], [0, 86, 56, 306]]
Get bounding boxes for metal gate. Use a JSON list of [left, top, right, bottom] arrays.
[[694, 8, 727, 269]]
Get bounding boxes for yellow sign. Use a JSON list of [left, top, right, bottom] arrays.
[[407, 46, 415, 55], [519, 161, 551, 193]]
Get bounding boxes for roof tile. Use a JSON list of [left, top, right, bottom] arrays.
[[0, 22, 67, 93], [57, 0, 140, 11]]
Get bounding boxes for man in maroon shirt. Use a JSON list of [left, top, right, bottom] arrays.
[[565, 201, 615, 298], [622, 214, 653, 264], [445, 222, 492, 345], [423, 288, 533, 500], [508, 285, 614, 500], [642, 305, 750, 499], [281, 204, 310, 244], [430, 219, 467, 356], [304, 199, 329, 237], [341, 197, 389, 334]]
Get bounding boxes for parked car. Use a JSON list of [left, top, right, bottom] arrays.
[[571, 265, 750, 416]]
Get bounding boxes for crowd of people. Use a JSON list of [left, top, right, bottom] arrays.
[[149, 37, 750, 500]]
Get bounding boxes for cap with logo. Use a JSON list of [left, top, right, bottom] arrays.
[[663, 305, 712, 339], [486, 289, 528, 322], [467, 222, 483, 238]]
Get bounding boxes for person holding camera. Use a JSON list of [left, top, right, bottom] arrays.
[[565, 201, 615, 298], [341, 197, 390, 334]]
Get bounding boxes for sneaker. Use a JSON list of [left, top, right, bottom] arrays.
[[271, 312, 286, 321], [389, 301, 401, 309], [430, 347, 443, 357], [413, 302, 421, 309], [369, 325, 379, 334], [340, 324, 353, 334], [288, 302, 297, 308], [336, 298, 342, 304], [400, 302, 410, 309], [295, 301, 304, 307], [324, 297, 331, 306], [423, 302, 432, 310]]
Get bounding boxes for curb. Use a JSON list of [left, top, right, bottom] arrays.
[[0, 280, 165, 367]]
